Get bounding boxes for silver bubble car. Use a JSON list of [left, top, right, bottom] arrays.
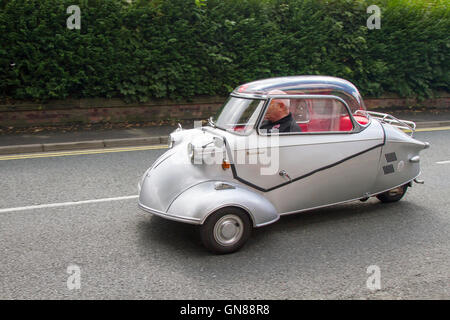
[[138, 76, 429, 254]]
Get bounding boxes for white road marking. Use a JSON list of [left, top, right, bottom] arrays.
[[436, 160, 450, 165], [0, 195, 138, 214]]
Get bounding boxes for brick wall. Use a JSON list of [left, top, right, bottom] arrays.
[[0, 94, 448, 128]]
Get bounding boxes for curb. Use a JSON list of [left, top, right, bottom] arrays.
[[0, 120, 449, 156], [0, 136, 168, 155], [415, 120, 450, 128]]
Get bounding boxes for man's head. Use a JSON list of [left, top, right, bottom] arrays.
[[264, 90, 290, 122]]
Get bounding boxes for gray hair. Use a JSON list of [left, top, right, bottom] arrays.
[[268, 89, 290, 109]]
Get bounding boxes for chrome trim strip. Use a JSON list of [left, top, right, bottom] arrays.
[[138, 202, 201, 225], [230, 92, 267, 99], [254, 215, 280, 228]]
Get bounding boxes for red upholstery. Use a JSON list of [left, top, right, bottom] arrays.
[[298, 123, 308, 132], [354, 115, 369, 125]]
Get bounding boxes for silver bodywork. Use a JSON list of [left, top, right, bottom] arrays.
[[138, 76, 429, 227]]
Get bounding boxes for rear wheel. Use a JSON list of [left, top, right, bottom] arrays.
[[376, 184, 408, 203], [200, 207, 252, 254]]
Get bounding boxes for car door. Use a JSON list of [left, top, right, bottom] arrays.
[[230, 96, 384, 214]]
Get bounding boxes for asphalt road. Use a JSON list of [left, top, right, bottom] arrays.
[[0, 130, 449, 299]]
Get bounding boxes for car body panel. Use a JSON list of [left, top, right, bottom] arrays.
[[166, 181, 279, 227], [372, 123, 427, 194], [229, 119, 384, 193], [138, 129, 234, 213]]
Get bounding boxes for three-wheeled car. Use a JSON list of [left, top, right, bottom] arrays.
[[138, 76, 429, 254]]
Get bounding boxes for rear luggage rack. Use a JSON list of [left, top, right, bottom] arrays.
[[355, 110, 416, 136]]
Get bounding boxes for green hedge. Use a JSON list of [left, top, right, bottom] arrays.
[[0, 0, 448, 102]]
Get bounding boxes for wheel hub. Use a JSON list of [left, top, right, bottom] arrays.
[[213, 214, 244, 246]]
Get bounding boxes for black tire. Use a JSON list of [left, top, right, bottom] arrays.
[[200, 207, 252, 254], [376, 184, 408, 203]]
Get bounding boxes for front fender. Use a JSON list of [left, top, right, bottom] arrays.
[[167, 181, 279, 227]]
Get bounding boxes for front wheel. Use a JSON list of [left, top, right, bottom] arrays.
[[200, 207, 252, 254], [376, 184, 408, 203]]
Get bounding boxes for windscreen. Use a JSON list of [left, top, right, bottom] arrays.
[[213, 96, 265, 134]]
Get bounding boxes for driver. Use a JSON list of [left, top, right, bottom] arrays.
[[260, 90, 302, 133]]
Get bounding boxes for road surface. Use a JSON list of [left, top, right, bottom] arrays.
[[0, 130, 449, 299]]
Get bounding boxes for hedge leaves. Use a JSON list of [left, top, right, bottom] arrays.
[[0, 0, 448, 102]]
